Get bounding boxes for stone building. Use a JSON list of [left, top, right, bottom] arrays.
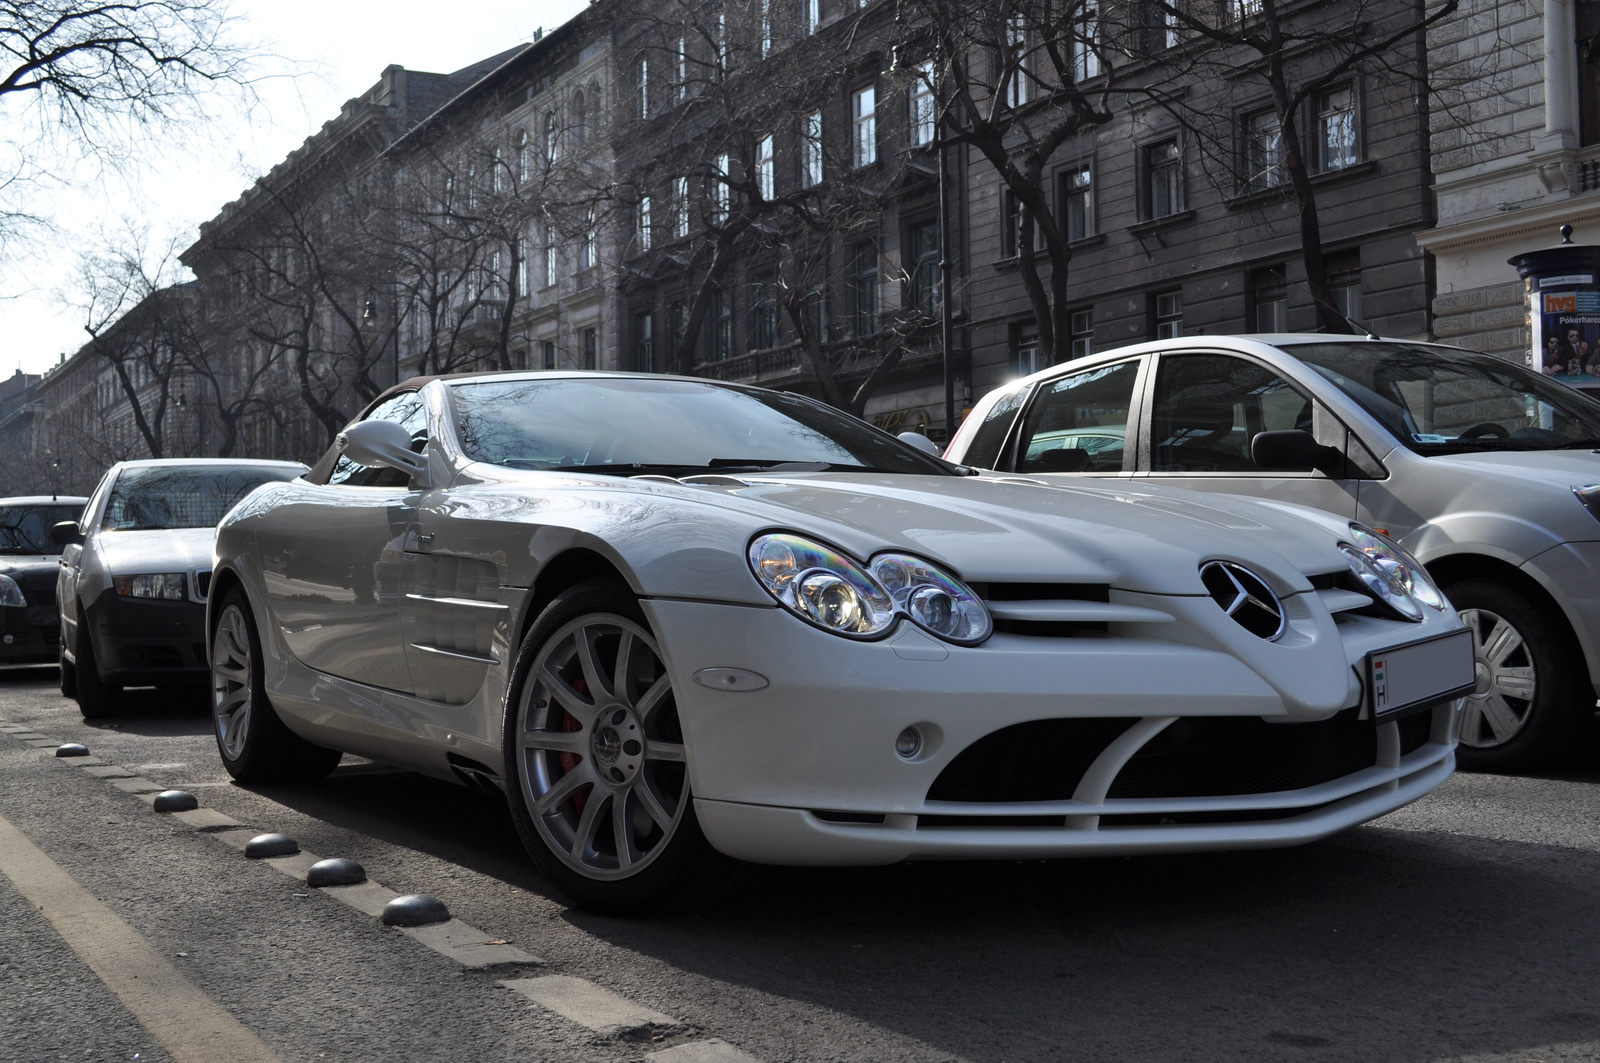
[[1417, 0, 1591, 360]]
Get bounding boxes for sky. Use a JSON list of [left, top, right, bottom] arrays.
[[1, 0, 587, 377]]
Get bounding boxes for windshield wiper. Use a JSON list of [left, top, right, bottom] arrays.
[[1552, 438, 1600, 450]]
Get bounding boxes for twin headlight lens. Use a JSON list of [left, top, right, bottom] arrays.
[[1339, 524, 1445, 621], [748, 533, 991, 644], [113, 572, 188, 600], [0, 574, 25, 608]]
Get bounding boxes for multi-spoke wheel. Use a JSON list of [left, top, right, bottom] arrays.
[[209, 588, 341, 783], [1446, 577, 1590, 773], [504, 579, 727, 913]]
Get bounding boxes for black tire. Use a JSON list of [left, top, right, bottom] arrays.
[[73, 609, 120, 719], [210, 588, 341, 783], [58, 634, 76, 698], [502, 579, 738, 914], [1447, 577, 1592, 773]]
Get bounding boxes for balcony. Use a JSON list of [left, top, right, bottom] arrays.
[[691, 334, 950, 388]]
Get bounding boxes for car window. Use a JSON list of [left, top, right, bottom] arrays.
[[101, 466, 301, 531], [0, 504, 83, 555], [328, 392, 430, 488], [959, 386, 1028, 470], [1150, 354, 1314, 473], [1014, 361, 1138, 473]]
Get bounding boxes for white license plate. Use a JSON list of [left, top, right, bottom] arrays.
[[1368, 629, 1475, 719]]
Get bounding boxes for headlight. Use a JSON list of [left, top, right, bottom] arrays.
[[748, 534, 895, 638], [113, 573, 188, 600], [1340, 523, 1445, 619], [869, 553, 991, 644], [0, 574, 25, 607]]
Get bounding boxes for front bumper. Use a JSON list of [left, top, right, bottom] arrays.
[[0, 604, 61, 664], [643, 597, 1462, 865], [88, 588, 209, 685]]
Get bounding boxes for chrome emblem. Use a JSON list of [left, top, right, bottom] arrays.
[[1199, 561, 1286, 641]]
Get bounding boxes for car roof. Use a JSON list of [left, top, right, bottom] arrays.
[[0, 495, 88, 506], [363, 368, 757, 415]]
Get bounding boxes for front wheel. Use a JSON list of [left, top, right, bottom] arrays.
[[211, 589, 341, 783], [1448, 577, 1592, 773], [503, 580, 728, 913], [73, 609, 120, 719], [58, 632, 76, 698]]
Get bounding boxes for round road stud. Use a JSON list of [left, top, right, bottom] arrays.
[[152, 790, 199, 812], [54, 743, 89, 757], [381, 894, 450, 927], [306, 858, 367, 887], [244, 833, 300, 859]]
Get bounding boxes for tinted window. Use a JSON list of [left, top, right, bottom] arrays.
[[450, 378, 951, 475], [1015, 361, 1138, 473], [1292, 341, 1600, 452], [0, 504, 83, 555], [1150, 354, 1312, 472], [102, 466, 300, 531], [329, 392, 430, 487], [961, 386, 1028, 470]]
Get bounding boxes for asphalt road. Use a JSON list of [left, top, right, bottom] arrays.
[[3, 667, 1600, 1063]]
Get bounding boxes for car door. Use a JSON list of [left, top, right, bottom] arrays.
[[253, 392, 429, 693], [1005, 358, 1143, 478], [1137, 351, 1361, 517]]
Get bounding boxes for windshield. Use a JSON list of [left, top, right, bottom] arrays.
[[0, 504, 82, 555], [102, 466, 300, 531], [449, 377, 952, 476], [1290, 342, 1600, 453]]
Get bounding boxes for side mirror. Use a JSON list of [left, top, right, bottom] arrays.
[[337, 420, 431, 486], [898, 431, 940, 456], [49, 520, 83, 546], [1251, 429, 1343, 476]]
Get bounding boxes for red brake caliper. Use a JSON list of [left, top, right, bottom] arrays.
[[562, 676, 588, 813]]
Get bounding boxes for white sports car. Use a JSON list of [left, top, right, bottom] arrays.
[[209, 372, 1474, 911]]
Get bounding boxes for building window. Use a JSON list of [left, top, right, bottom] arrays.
[[1144, 3, 1178, 51], [761, 0, 773, 58], [752, 278, 777, 349], [1070, 308, 1093, 359], [1061, 165, 1093, 241], [572, 91, 588, 147], [517, 129, 530, 183], [1145, 140, 1183, 219], [1230, 0, 1263, 19], [908, 218, 939, 312], [712, 153, 731, 223], [1014, 322, 1041, 376], [1246, 110, 1283, 191], [579, 208, 596, 271], [756, 134, 775, 200], [715, 11, 728, 74], [910, 60, 936, 146], [582, 328, 597, 370], [637, 58, 650, 119], [544, 111, 558, 170], [542, 340, 556, 369], [711, 290, 732, 360], [1253, 266, 1288, 332], [637, 196, 652, 252], [635, 312, 654, 372], [1317, 86, 1358, 171], [1006, 16, 1030, 108], [802, 110, 824, 186], [1154, 289, 1183, 338], [543, 224, 557, 287], [852, 242, 878, 337], [674, 36, 688, 104], [675, 175, 690, 238], [515, 237, 528, 297], [1328, 252, 1363, 327], [1071, 8, 1100, 81], [807, 0, 820, 34], [852, 85, 877, 167], [803, 285, 826, 344]]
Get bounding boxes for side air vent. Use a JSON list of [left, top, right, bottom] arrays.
[[1199, 561, 1285, 641]]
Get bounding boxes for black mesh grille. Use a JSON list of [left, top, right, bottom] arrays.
[[1106, 708, 1375, 799], [1397, 708, 1433, 755], [926, 718, 1134, 803], [195, 570, 212, 599]]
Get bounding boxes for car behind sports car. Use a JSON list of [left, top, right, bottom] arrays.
[[0, 495, 87, 664], [209, 372, 1473, 911]]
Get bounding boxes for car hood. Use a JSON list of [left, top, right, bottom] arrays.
[[93, 527, 217, 574], [645, 472, 1347, 598], [1421, 448, 1600, 487], [0, 553, 64, 577]]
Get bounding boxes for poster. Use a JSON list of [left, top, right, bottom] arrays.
[[1535, 286, 1600, 392]]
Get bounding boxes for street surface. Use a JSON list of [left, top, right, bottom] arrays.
[[2, 666, 1600, 1063]]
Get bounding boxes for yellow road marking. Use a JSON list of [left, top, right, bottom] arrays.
[[0, 810, 284, 1063]]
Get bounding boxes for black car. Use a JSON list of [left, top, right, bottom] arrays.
[[0, 495, 88, 664]]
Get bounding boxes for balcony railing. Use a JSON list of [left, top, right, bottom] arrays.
[[692, 334, 947, 386]]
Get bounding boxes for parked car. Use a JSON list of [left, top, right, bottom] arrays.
[[207, 372, 1470, 912], [0, 495, 88, 664], [54, 458, 307, 716], [947, 335, 1600, 773]]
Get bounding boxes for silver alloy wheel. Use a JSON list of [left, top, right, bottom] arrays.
[[212, 604, 254, 760], [516, 612, 688, 881], [1458, 607, 1537, 748]]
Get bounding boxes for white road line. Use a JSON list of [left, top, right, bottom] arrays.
[[648, 1039, 762, 1063], [0, 809, 286, 1063], [501, 975, 684, 1036]]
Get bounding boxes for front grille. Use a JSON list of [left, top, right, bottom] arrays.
[[1398, 706, 1434, 754], [195, 570, 212, 600], [926, 718, 1134, 803], [119, 644, 185, 669], [975, 582, 1113, 638], [1106, 708, 1375, 799]]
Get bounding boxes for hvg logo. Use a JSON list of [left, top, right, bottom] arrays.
[[1544, 293, 1578, 313]]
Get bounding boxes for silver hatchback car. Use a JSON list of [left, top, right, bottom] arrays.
[[948, 335, 1600, 772]]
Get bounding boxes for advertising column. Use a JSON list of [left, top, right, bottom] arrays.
[[1509, 226, 1600, 395]]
